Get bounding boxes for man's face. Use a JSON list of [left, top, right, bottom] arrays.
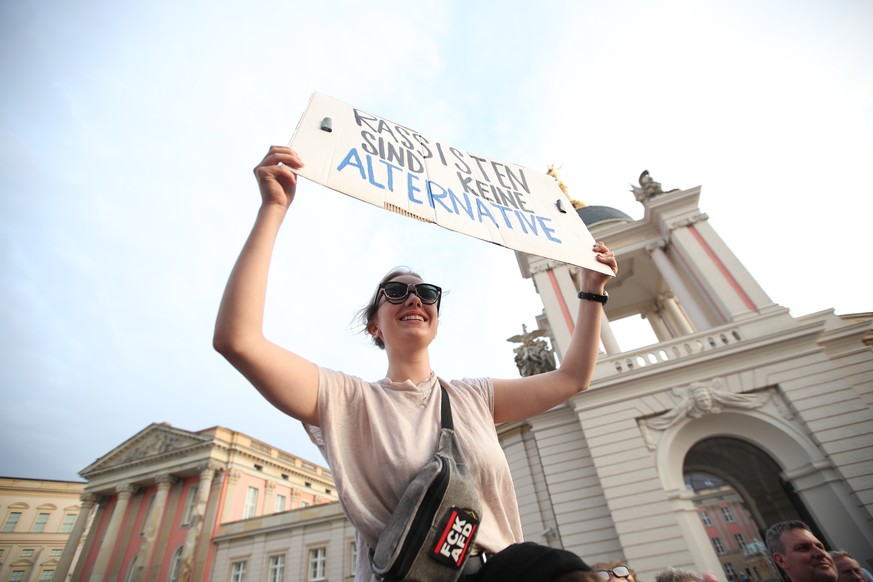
[[772, 528, 837, 582], [833, 556, 864, 582]]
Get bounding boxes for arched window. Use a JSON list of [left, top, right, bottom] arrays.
[[125, 556, 138, 582], [168, 547, 184, 582]]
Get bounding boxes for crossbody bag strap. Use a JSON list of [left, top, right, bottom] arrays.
[[438, 378, 454, 431]]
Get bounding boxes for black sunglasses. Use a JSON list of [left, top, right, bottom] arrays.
[[596, 567, 631, 581], [378, 282, 442, 311]]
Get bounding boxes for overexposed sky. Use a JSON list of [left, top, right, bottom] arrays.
[[2, 0, 870, 481]]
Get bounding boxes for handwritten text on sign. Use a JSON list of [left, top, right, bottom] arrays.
[[288, 92, 611, 274]]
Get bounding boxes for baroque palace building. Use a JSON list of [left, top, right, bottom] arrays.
[[64, 172, 873, 581], [56, 423, 337, 582]]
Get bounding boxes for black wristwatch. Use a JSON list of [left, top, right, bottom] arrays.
[[578, 290, 608, 304]]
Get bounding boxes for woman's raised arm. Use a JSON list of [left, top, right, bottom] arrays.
[[213, 146, 320, 425], [492, 242, 617, 423]]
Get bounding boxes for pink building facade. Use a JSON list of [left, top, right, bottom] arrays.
[[56, 423, 336, 582]]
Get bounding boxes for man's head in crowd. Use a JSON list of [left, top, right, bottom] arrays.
[[766, 521, 836, 582]]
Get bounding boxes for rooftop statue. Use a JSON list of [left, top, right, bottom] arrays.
[[631, 170, 665, 202], [507, 324, 557, 377]]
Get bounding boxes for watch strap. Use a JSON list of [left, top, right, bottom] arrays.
[[577, 290, 608, 304]]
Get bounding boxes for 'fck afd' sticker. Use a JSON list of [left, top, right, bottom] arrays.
[[429, 507, 480, 568]]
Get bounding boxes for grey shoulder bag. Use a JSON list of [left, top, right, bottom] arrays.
[[369, 380, 482, 581]]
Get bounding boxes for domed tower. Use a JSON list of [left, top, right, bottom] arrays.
[[516, 170, 780, 361]]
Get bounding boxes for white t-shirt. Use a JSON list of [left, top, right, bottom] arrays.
[[306, 367, 523, 581]]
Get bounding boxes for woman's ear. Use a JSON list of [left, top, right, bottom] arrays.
[[367, 322, 380, 339]]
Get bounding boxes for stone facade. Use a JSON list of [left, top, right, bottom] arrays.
[[63, 423, 337, 582], [0, 477, 87, 582]]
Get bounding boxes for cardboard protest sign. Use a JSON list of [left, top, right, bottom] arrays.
[[288, 91, 613, 275]]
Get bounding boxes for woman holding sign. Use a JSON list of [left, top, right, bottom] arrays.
[[214, 145, 617, 582]]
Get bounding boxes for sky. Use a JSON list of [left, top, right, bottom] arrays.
[[1, 0, 871, 482]]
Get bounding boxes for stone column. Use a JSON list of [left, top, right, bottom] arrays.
[[647, 240, 710, 331], [52, 493, 97, 582], [263, 480, 276, 514], [220, 470, 241, 522], [599, 310, 621, 355], [658, 293, 695, 336], [90, 484, 136, 581], [642, 308, 672, 342], [177, 465, 217, 582], [132, 473, 176, 582]]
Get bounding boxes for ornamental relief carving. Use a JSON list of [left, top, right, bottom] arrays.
[[637, 378, 797, 451]]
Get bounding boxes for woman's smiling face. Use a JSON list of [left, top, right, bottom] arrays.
[[368, 274, 439, 352]]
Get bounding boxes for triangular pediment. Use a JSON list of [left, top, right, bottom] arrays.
[[80, 422, 213, 477]]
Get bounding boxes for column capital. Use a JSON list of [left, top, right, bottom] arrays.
[[265, 480, 276, 491], [116, 483, 137, 498], [666, 212, 708, 232], [80, 492, 99, 505], [155, 473, 177, 487], [645, 238, 668, 253]]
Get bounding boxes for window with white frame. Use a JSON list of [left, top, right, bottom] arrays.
[[308, 547, 326, 581], [268, 555, 285, 582], [21, 549, 34, 557], [243, 487, 259, 519], [3, 511, 22, 532], [51, 549, 63, 557], [168, 546, 184, 582], [721, 506, 735, 523], [712, 537, 726, 555], [60, 513, 77, 533], [735, 533, 746, 551], [725, 564, 737, 580], [231, 561, 247, 582], [699, 510, 712, 527], [275, 494, 286, 513], [9, 570, 25, 582], [38, 571, 54, 582], [32, 512, 50, 532], [182, 484, 199, 526]]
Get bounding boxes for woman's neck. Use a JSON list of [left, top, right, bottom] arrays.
[[384, 353, 433, 385]]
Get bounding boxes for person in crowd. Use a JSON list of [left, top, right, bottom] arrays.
[[214, 146, 617, 581], [829, 551, 867, 582], [592, 560, 640, 582], [765, 521, 837, 582]]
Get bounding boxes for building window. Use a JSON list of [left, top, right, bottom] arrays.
[[51, 549, 63, 557], [725, 563, 737, 580], [712, 537, 726, 555], [721, 506, 735, 523], [32, 512, 50, 532], [300, 501, 311, 508], [699, 510, 712, 527], [60, 513, 77, 533], [125, 556, 138, 582], [182, 484, 199, 526], [231, 561, 247, 582], [275, 495, 286, 513], [168, 546, 184, 582], [309, 547, 326, 581], [38, 571, 54, 582], [268, 555, 285, 582], [349, 541, 357, 575], [243, 487, 259, 519], [735, 533, 746, 551], [22, 549, 35, 557], [3, 511, 22, 532], [9, 571, 25, 582]]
